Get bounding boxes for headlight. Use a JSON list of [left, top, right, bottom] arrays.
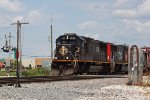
[[55, 57, 57, 59], [66, 57, 69, 59]]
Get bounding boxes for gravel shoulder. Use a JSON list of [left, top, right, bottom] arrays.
[[0, 78, 150, 100]]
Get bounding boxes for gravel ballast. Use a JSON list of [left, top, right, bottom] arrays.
[[0, 78, 150, 100]]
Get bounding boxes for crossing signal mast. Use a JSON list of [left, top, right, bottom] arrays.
[[5, 34, 8, 47], [8, 32, 13, 57], [1, 32, 13, 53], [1, 34, 9, 52]]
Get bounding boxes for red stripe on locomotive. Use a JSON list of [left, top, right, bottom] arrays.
[[107, 43, 111, 62]]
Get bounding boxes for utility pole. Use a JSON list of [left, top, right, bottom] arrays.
[[11, 20, 29, 87], [19, 23, 22, 71], [50, 14, 53, 58], [48, 14, 53, 58]]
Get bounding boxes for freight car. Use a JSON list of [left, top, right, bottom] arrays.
[[142, 47, 150, 72], [50, 33, 128, 75]]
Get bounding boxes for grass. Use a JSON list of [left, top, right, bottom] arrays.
[[22, 67, 50, 77], [0, 70, 16, 76], [0, 67, 50, 77]]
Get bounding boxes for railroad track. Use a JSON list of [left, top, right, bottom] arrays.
[[0, 75, 127, 85]]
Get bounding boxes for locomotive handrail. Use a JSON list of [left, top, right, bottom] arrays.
[[69, 51, 76, 60], [69, 51, 78, 68]]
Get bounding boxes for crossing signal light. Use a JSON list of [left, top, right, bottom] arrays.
[[1, 46, 9, 52]]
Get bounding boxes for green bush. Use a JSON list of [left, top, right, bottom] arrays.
[[22, 67, 50, 77]]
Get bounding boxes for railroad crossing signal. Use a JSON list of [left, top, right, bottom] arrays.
[[1, 46, 9, 52]]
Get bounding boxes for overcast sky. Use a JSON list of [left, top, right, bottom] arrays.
[[0, 0, 150, 58]]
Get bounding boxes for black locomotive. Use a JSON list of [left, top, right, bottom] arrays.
[[50, 33, 128, 75]]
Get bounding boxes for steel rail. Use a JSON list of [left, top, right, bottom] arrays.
[[0, 75, 127, 85]]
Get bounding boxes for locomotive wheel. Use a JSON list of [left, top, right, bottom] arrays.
[[50, 66, 75, 76], [63, 67, 75, 75], [50, 69, 60, 76]]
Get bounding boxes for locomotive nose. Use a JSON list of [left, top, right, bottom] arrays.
[[59, 46, 68, 56]]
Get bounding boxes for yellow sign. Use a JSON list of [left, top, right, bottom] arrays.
[[59, 46, 68, 56]]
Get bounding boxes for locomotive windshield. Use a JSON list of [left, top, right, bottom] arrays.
[[57, 36, 76, 45], [60, 40, 76, 45]]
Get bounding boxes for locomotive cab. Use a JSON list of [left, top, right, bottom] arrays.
[[54, 33, 79, 60]]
